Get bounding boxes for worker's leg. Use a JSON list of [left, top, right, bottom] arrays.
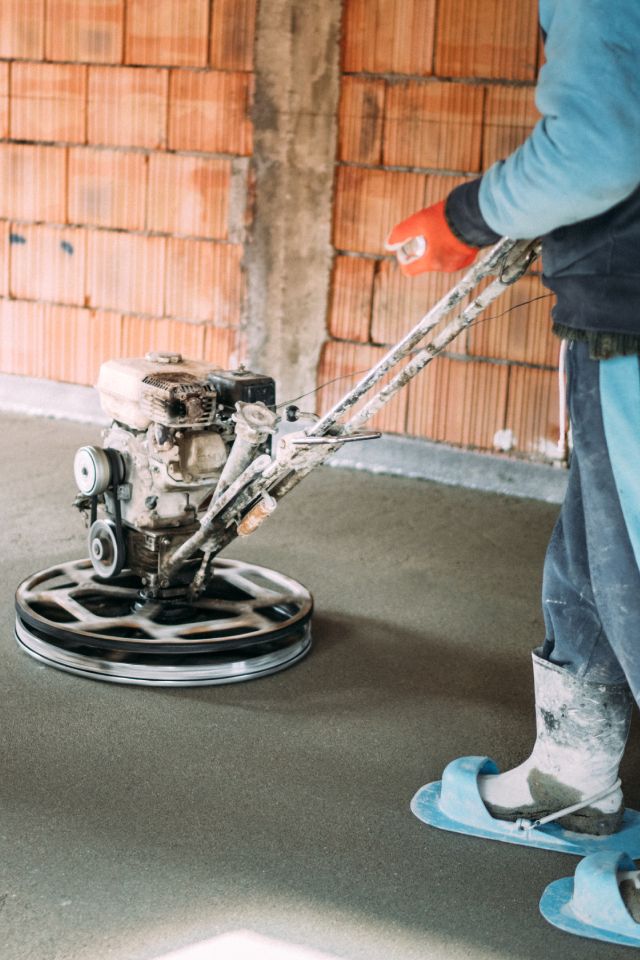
[[534, 345, 640, 925], [480, 341, 638, 834], [559, 342, 640, 698], [541, 453, 626, 684]]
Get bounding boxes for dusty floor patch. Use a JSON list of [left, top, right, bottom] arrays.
[[2, 412, 639, 960]]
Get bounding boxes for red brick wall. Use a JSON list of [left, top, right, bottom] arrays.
[[0, 2, 562, 466], [322, 0, 562, 461], [0, 1, 254, 386]]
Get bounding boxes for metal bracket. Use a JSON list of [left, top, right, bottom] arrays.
[[499, 239, 541, 285]]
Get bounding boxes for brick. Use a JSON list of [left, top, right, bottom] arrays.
[[88, 67, 168, 149], [423, 172, 473, 208], [125, 0, 209, 67], [0, 300, 48, 378], [342, 0, 436, 75], [468, 274, 557, 366], [68, 148, 147, 231], [0, 299, 97, 381], [406, 356, 509, 450], [329, 256, 375, 344], [203, 325, 239, 367], [0, 1, 45, 59], [338, 77, 385, 165], [341, 0, 368, 72], [333, 167, 426, 255], [121, 315, 205, 359], [164, 238, 243, 324], [146, 154, 230, 238], [87, 232, 165, 316], [46, 305, 122, 384], [168, 70, 253, 155], [317, 340, 408, 433], [45, 305, 89, 382], [0, 301, 120, 384], [328, 256, 375, 343], [384, 81, 484, 172], [0, 223, 9, 297], [483, 85, 539, 168], [11, 63, 87, 144], [210, 0, 257, 71], [45, 0, 124, 63], [372, 259, 468, 347], [504, 365, 561, 459], [10, 224, 87, 307], [46, 306, 82, 380], [435, 0, 538, 81], [0, 65, 9, 140], [0, 145, 67, 223], [76, 309, 123, 385]]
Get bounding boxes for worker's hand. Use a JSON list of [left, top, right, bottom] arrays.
[[385, 200, 479, 276]]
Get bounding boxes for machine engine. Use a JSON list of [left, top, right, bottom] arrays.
[[73, 352, 277, 594]]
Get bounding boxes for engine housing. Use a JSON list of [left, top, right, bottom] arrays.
[[74, 352, 276, 591]]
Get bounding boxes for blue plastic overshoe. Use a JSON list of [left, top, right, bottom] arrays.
[[410, 756, 640, 857], [540, 851, 640, 947]]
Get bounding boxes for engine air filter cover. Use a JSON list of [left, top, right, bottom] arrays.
[[97, 356, 223, 430], [140, 372, 217, 427]]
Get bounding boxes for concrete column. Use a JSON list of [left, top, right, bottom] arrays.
[[244, 0, 342, 406]]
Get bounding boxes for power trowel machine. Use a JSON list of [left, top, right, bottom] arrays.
[[14, 237, 539, 686]]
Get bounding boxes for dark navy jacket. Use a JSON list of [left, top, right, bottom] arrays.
[[446, 0, 640, 342]]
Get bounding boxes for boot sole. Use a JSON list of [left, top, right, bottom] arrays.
[[485, 801, 624, 836]]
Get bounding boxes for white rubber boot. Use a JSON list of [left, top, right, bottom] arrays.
[[479, 652, 632, 835]]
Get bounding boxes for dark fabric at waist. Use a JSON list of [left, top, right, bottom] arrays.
[[551, 322, 640, 360], [541, 183, 640, 278], [543, 273, 640, 337]]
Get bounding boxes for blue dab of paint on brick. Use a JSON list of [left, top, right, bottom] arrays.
[[9, 233, 26, 245], [60, 241, 74, 255]]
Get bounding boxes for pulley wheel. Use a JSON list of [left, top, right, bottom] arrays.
[[88, 519, 124, 578], [15, 558, 313, 686], [73, 445, 113, 496]]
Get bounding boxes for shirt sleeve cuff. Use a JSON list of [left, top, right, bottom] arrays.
[[444, 178, 502, 248]]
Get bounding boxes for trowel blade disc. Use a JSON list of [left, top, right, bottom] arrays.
[[15, 557, 313, 687]]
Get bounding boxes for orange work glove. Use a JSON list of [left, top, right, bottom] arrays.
[[385, 200, 479, 276]]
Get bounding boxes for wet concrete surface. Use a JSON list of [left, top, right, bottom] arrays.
[[2, 412, 640, 960]]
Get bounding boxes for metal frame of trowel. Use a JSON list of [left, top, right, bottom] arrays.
[[162, 236, 541, 588]]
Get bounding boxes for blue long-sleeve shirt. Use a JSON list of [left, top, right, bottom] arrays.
[[479, 0, 640, 239], [446, 0, 640, 346]]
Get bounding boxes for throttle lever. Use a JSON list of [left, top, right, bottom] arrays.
[[385, 234, 427, 267], [289, 430, 382, 447]]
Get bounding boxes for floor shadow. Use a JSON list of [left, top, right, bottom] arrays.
[[167, 610, 533, 718]]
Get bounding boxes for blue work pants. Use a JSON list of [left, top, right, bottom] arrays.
[[542, 341, 640, 700]]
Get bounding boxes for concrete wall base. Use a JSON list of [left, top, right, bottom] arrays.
[[329, 433, 567, 504], [0, 373, 107, 424]]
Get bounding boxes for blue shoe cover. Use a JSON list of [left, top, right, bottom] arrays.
[[410, 756, 640, 856], [540, 851, 640, 947]]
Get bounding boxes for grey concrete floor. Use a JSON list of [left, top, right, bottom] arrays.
[[2, 412, 639, 960]]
